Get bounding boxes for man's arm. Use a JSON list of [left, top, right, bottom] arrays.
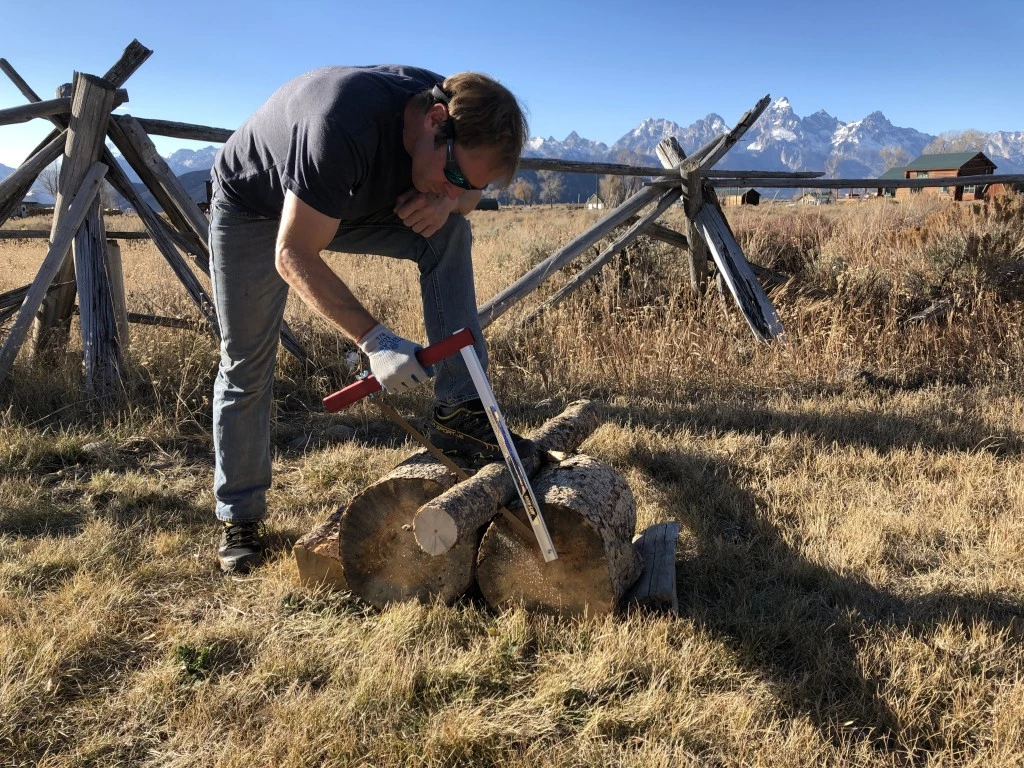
[[275, 190, 376, 341], [394, 189, 482, 236], [275, 191, 431, 393]]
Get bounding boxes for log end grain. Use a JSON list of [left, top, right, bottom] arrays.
[[413, 502, 458, 555], [338, 457, 473, 608]]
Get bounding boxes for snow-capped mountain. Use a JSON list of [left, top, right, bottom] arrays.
[[520, 98, 1023, 179], [526, 131, 608, 161], [163, 146, 220, 176]]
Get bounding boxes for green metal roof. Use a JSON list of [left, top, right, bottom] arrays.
[[879, 166, 907, 180], [905, 152, 991, 171]]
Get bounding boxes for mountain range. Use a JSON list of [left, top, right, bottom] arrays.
[[3, 97, 1023, 207]]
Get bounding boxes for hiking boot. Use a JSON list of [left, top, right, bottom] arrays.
[[217, 520, 266, 574], [427, 398, 538, 463]]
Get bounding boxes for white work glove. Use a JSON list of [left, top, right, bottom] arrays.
[[356, 323, 433, 393]]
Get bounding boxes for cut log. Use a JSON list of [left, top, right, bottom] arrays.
[[337, 452, 473, 607], [293, 509, 348, 590], [413, 400, 601, 556], [476, 455, 643, 618]]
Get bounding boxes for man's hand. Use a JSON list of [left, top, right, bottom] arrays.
[[394, 189, 457, 237], [356, 323, 433, 392]]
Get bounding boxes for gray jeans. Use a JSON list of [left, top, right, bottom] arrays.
[[208, 198, 487, 523]]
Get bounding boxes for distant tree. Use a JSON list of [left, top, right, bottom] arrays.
[[509, 177, 536, 206], [597, 149, 647, 208], [537, 170, 566, 205], [38, 161, 61, 200], [598, 174, 626, 207], [878, 145, 909, 170], [923, 129, 989, 154]]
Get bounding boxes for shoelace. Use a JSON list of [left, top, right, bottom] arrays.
[[224, 522, 262, 548]]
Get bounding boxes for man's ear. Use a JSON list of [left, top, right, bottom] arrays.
[[425, 102, 448, 129]]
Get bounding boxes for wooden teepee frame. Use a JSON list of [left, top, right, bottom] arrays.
[[0, 40, 314, 399]]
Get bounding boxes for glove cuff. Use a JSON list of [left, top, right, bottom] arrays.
[[356, 323, 390, 354]]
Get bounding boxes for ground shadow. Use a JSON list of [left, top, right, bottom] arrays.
[[614, 429, 1023, 762], [604, 391, 1024, 458]]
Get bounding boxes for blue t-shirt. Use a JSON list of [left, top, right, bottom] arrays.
[[212, 65, 443, 220]]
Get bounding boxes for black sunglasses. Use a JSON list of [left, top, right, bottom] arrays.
[[431, 85, 484, 191], [444, 137, 484, 191]]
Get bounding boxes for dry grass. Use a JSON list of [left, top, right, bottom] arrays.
[[2, 195, 1024, 766]]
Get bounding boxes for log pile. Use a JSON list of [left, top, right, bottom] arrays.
[[294, 400, 679, 616]]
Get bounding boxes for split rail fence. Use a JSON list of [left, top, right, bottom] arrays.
[[3, 39, 1024, 403]]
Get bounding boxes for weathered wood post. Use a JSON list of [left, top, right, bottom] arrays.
[[0, 163, 108, 386], [0, 131, 66, 227], [31, 82, 78, 355], [36, 74, 123, 396], [656, 136, 708, 295], [105, 239, 130, 356]]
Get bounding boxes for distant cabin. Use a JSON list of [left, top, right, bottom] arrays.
[[721, 188, 760, 207], [879, 151, 997, 201], [585, 194, 605, 210], [797, 191, 832, 206], [16, 201, 52, 218]]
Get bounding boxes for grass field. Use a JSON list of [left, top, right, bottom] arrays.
[[2, 194, 1024, 766]]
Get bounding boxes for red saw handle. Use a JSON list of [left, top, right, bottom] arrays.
[[323, 327, 475, 412]]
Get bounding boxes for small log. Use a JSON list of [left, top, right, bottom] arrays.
[[476, 455, 643, 617], [293, 509, 348, 590], [624, 522, 681, 614], [414, 400, 601, 556], [337, 452, 472, 607]]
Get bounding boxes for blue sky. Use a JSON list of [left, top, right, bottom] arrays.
[[1, 0, 1021, 167]]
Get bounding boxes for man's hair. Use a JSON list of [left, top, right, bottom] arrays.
[[424, 72, 528, 187]]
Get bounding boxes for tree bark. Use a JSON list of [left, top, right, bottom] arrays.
[[476, 455, 643, 618], [337, 452, 473, 607], [413, 400, 601, 555]]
